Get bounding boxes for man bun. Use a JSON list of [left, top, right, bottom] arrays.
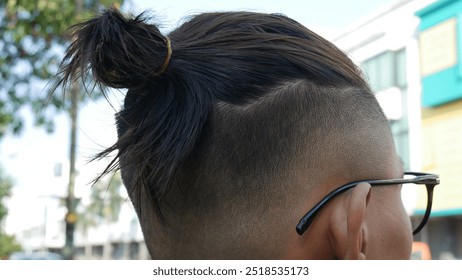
[[58, 7, 170, 90]]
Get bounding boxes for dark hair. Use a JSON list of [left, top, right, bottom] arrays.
[[55, 7, 388, 258]]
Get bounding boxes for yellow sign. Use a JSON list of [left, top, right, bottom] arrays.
[[421, 100, 462, 211], [65, 212, 78, 224], [419, 18, 458, 77]]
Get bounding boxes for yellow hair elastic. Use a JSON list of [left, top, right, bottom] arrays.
[[156, 37, 172, 75]]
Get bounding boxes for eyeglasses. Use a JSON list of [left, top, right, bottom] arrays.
[[296, 172, 440, 236]]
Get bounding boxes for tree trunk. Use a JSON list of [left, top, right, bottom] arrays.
[[63, 81, 79, 260], [62, 0, 83, 261]]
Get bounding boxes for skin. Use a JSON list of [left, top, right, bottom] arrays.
[[141, 111, 414, 260], [284, 134, 413, 260], [358, 156, 413, 259]]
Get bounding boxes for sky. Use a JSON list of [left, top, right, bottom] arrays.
[[1, 0, 395, 235], [126, 0, 395, 37]]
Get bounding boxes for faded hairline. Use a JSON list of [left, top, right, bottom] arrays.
[[138, 79, 392, 259]]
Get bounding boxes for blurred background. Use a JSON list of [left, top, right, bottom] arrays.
[[0, 0, 460, 260]]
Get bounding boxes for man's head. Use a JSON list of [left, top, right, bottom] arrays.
[[57, 8, 412, 259]]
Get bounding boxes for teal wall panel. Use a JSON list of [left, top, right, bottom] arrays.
[[417, 0, 462, 30], [417, 0, 462, 107], [422, 66, 462, 107]]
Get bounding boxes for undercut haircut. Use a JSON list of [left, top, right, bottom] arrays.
[[55, 8, 391, 259]]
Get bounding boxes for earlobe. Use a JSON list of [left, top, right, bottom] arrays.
[[330, 182, 371, 260]]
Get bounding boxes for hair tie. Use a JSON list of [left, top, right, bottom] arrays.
[[155, 37, 172, 75]]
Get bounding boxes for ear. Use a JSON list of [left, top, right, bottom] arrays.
[[330, 182, 371, 260]]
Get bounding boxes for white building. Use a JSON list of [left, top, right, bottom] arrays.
[[11, 152, 150, 259], [14, 185, 150, 259], [332, 0, 436, 217], [333, 0, 435, 172]]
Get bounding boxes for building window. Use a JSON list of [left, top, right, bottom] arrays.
[[362, 49, 407, 92], [391, 119, 410, 170], [75, 247, 85, 258], [395, 48, 407, 88], [129, 241, 140, 259], [111, 242, 124, 260], [91, 245, 103, 258]]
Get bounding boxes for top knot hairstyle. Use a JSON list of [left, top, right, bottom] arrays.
[[59, 8, 171, 89], [55, 7, 388, 258]]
